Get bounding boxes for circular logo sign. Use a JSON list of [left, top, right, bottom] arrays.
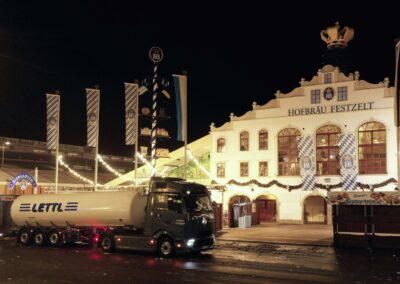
[[126, 109, 135, 119], [324, 87, 334, 100], [148, 46, 164, 63], [20, 180, 28, 191], [341, 154, 354, 169], [300, 156, 313, 170], [48, 116, 57, 127], [88, 112, 97, 123]]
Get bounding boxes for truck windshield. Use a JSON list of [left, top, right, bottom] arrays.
[[184, 195, 213, 213]]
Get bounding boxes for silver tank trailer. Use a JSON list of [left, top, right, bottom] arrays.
[[11, 191, 147, 228]]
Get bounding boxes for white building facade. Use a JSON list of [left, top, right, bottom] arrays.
[[209, 65, 397, 227]]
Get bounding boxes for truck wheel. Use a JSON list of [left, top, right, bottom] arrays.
[[100, 234, 115, 253], [17, 228, 32, 245], [48, 230, 63, 247], [158, 237, 174, 257], [33, 230, 47, 246]]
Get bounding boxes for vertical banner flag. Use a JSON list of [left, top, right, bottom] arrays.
[[339, 133, 358, 190], [173, 74, 187, 141], [46, 93, 60, 150], [297, 136, 316, 191], [124, 83, 138, 145], [86, 88, 100, 148]]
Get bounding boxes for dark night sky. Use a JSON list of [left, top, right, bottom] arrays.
[[0, 1, 398, 156]]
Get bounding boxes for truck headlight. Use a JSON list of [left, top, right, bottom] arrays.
[[186, 239, 195, 247]]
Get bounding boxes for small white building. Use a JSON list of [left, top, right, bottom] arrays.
[[209, 64, 397, 227]]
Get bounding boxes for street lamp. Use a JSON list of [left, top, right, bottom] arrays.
[[1, 141, 11, 168]]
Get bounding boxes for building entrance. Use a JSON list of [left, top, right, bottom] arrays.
[[304, 195, 327, 224], [256, 196, 277, 222]]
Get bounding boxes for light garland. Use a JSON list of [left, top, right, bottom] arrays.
[[186, 149, 224, 186], [97, 154, 135, 183], [58, 155, 96, 185], [136, 152, 159, 176], [160, 166, 170, 178]]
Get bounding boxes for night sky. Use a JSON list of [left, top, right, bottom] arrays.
[[0, 1, 398, 156]]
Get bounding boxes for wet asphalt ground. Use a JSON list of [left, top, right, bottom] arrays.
[[1, 237, 400, 283]]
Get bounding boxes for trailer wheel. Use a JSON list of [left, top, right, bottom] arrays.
[[33, 230, 47, 246], [48, 230, 63, 247], [100, 234, 115, 253], [17, 228, 32, 245], [157, 237, 174, 257]]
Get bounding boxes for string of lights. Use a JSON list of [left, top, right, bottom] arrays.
[[97, 154, 135, 182], [136, 152, 158, 176], [58, 155, 96, 185], [186, 149, 223, 186]]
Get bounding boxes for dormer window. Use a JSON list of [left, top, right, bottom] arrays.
[[240, 131, 249, 151], [311, 90, 321, 104], [217, 138, 226, 152], [324, 73, 332, 84], [337, 86, 347, 101]]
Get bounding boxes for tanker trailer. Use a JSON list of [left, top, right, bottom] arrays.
[[11, 191, 147, 247], [11, 177, 215, 257]]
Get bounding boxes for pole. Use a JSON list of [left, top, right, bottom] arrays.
[[94, 93, 100, 191], [55, 96, 60, 194], [183, 71, 188, 180], [134, 80, 139, 186], [1, 144, 4, 168], [150, 62, 158, 178], [395, 39, 400, 188], [148, 47, 164, 179], [34, 166, 38, 194]]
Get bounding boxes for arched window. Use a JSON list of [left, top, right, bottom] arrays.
[[259, 130, 268, 150], [316, 125, 341, 175], [278, 128, 301, 176], [240, 131, 249, 151], [217, 138, 226, 152], [358, 122, 386, 174]]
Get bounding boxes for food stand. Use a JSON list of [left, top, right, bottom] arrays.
[[328, 191, 400, 248]]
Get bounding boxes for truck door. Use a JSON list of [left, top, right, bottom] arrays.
[[152, 193, 184, 237]]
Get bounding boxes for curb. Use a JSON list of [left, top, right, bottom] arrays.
[[216, 238, 332, 247]]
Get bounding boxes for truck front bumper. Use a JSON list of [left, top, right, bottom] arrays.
[[183, 234, 215, 252]]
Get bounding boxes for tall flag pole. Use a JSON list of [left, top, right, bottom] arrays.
[[46, 92, 61, 193], [395, 39, 400, 126], [395, 39, 400, 187], [148, 47, 164, 178], [86, 87, 101, 191], [124, 82, 139, 185], [173, 73, 188, 180]]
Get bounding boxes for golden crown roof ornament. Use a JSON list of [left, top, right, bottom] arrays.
[[320, 22, 354, 49]]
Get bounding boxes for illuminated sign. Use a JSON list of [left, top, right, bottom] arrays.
[[9, 173, 37, 191], [288, 102, 374, 117]]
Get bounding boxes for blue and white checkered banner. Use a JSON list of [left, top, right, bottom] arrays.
[[297, 136, 315, 191], [124, 83, 138, 145], [46, 93, 60, 150], [339, 133, 358, 190], [86, 88, 100, 148]]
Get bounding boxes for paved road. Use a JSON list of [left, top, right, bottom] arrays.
[[0, 238, 399, 283]]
